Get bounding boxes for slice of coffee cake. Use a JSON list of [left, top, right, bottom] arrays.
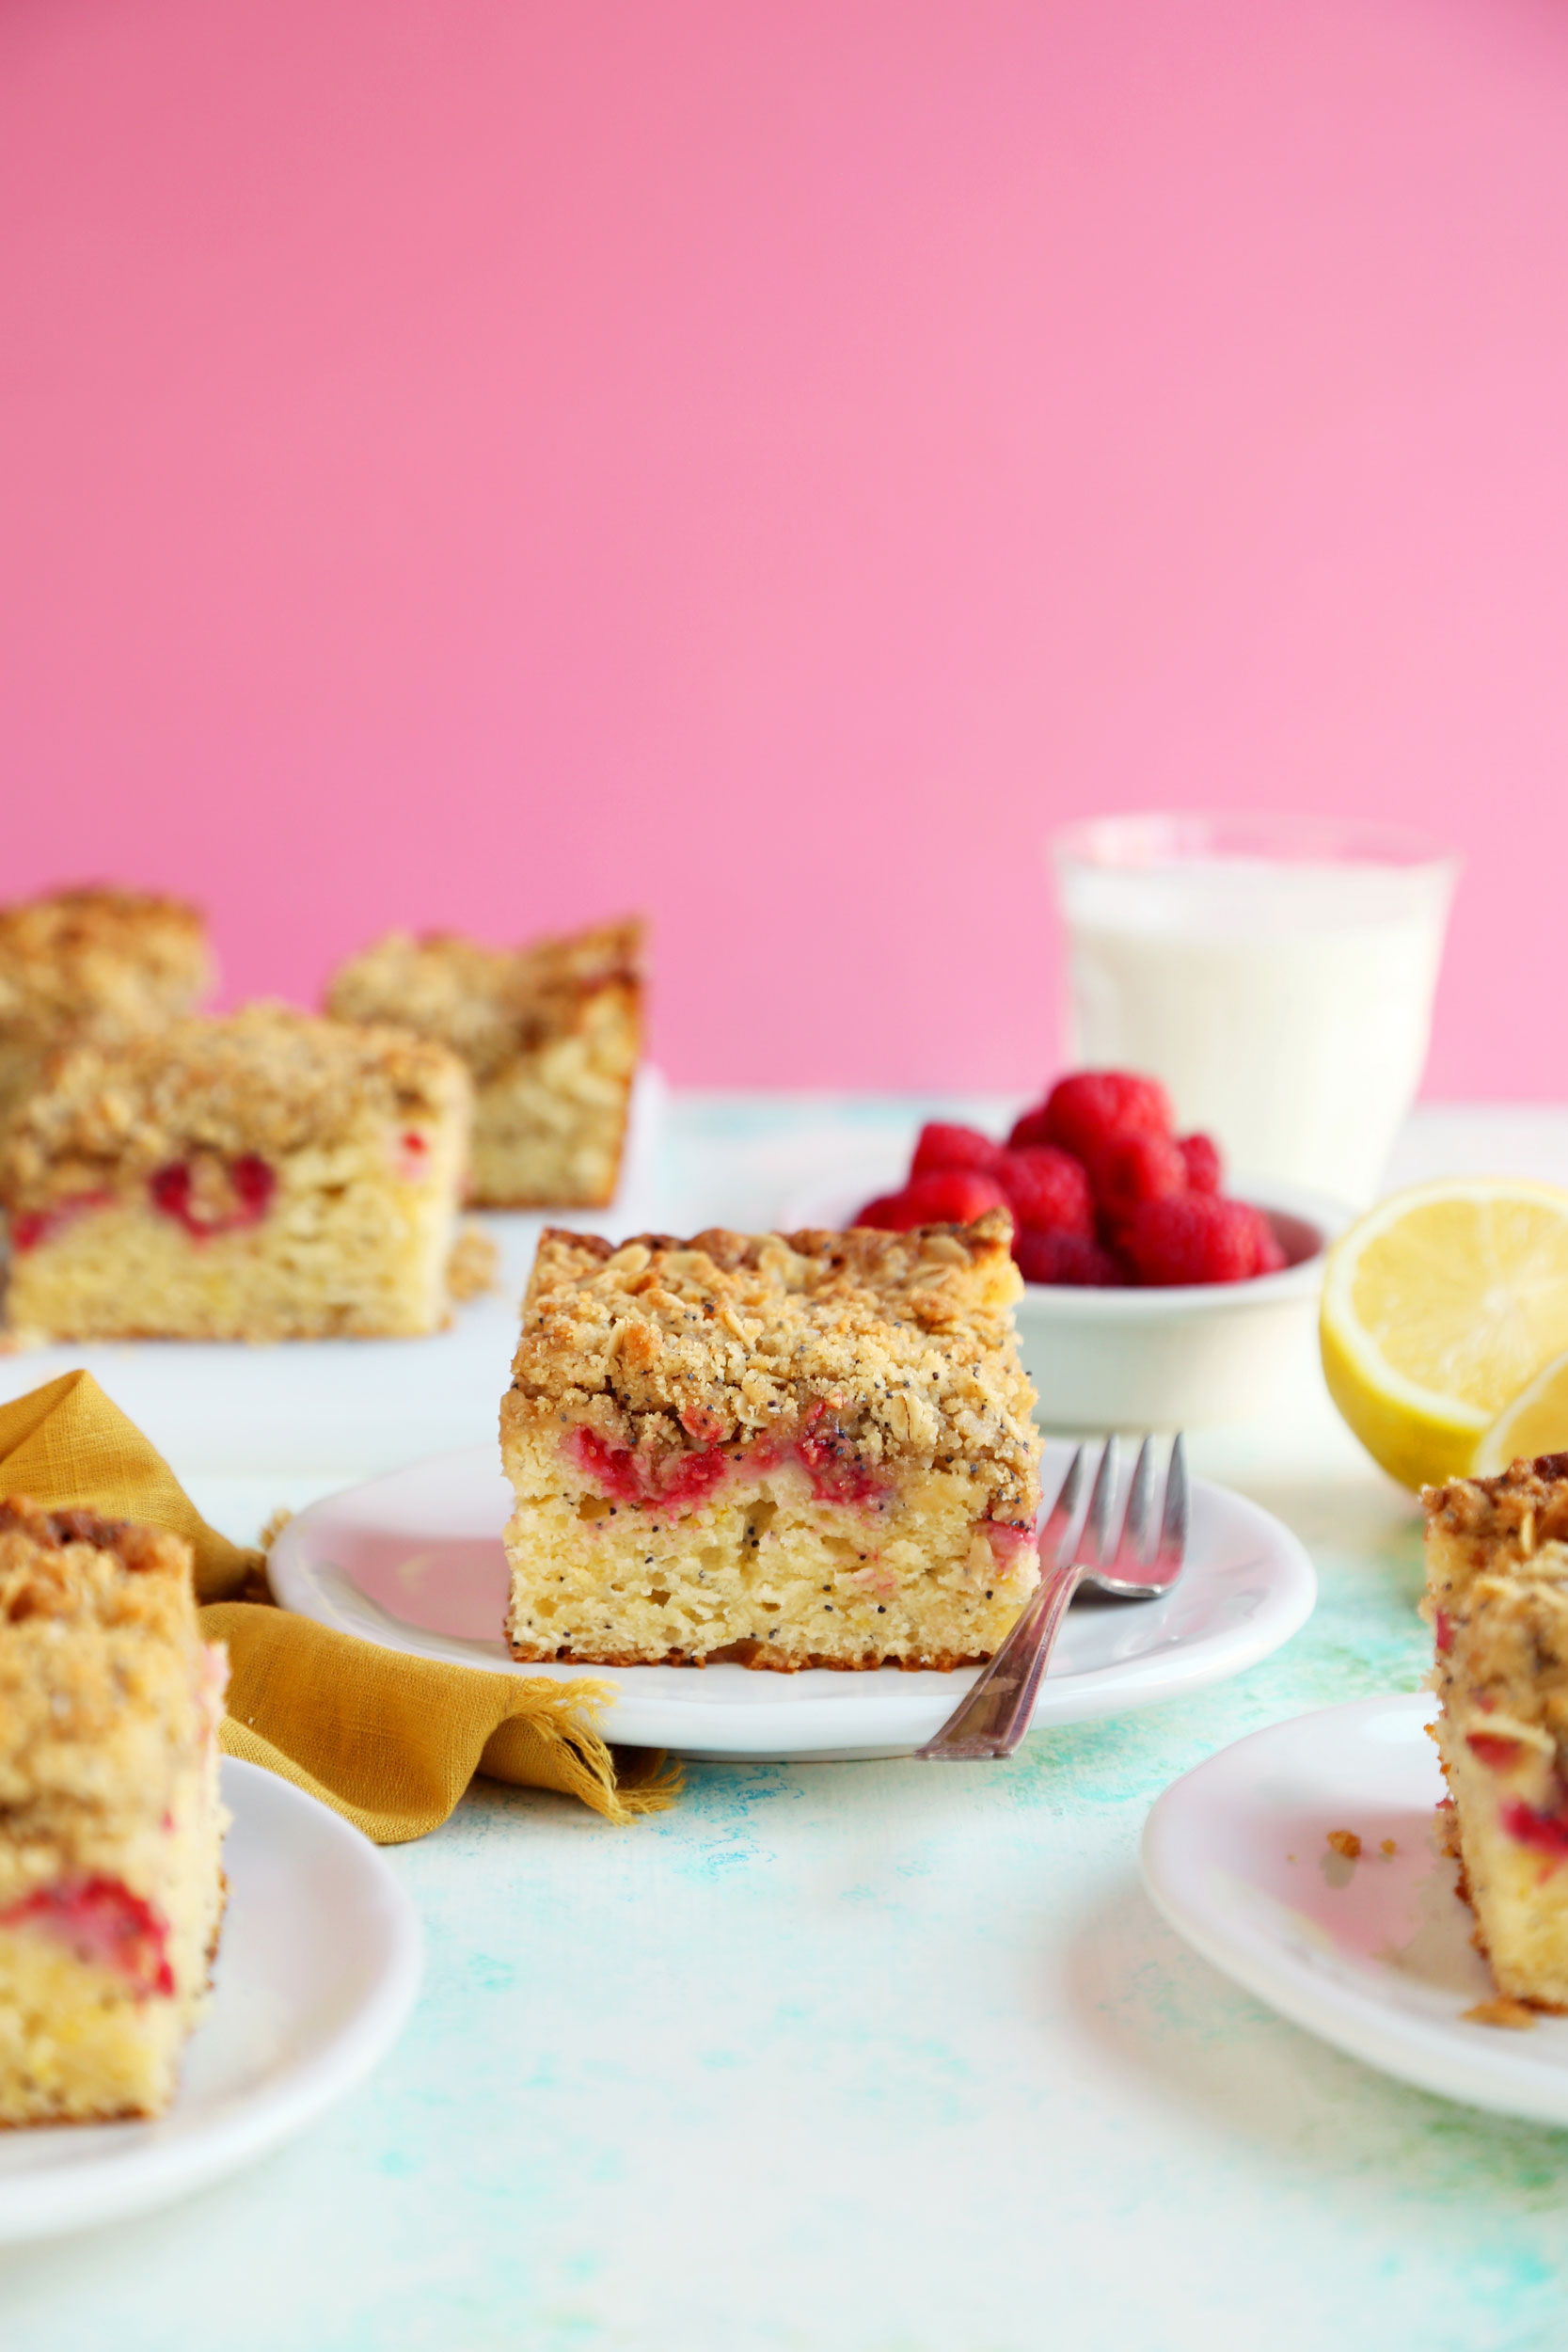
[[2, 1005, 470, 1340], [0, 885, 213, 1134], [499, 1211, 1042, 1670], [1425, 1454, 1568, 2008], [0, 1500, 228, 2123], [325, 916, 642, 1207]]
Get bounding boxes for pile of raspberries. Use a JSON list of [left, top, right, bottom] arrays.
[[857, 1070, 1288, 1287]]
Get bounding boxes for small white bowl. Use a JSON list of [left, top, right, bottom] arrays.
[[784, 1163, 1350, 1433]]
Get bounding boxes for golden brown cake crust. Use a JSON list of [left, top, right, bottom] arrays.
[[0, 1495, 193, 1569], [0, 1497, 200, 1878], [325, 916, 644, 1079], [1424, 1454, 1568, 1557], [1423, 1457, 1568, 1724], [0, 1497, 195, 1661], [506, 1636, 996, 1673], [506, 1211, 1038, 1519], [0, 888, 211, 1031], [0, 1004, 469, 1212], [0, 888, 214, 1141]]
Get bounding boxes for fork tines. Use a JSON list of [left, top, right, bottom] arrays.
[[1048, 1431, 1187, 1581]]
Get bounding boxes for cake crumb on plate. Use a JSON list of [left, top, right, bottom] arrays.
[[1463, 1997, 1537, 2030]]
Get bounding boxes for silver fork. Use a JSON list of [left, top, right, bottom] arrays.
[[914, 1433, 1188, 1762]]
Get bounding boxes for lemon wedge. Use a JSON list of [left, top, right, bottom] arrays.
[[1474, 1347, 1568, 1476], [1320, 1177, 1568, 1490]]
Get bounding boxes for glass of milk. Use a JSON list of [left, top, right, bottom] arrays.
[[1050, 813, 1459, 1206]]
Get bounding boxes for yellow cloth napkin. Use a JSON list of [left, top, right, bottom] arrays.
[[0, 1370, 678, 1838]]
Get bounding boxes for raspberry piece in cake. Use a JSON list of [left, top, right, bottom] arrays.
[[326, 916, 643, 1208], [0, 886, 213, 1136], [0, 1500, 228, 2123], [499, 1211, 1043, 1670], [1423, 1457, 1568, 2010], [1, 1005, 471, 1340]]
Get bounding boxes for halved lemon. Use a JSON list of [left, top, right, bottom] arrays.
[[1475, 1347, 1568, 1477], [1320, 1177, 1568, 1491]]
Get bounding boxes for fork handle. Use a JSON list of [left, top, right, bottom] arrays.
[[914, 1559, 1084, 1761]]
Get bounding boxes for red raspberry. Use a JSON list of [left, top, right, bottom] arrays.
[[856, 1170, 1009, 1232], [1085, 1129, 1187, 1224], [994, 1145, 1094, 1236], [901, 1168, 1010, 1224], [1006, 1104, 1053, 1152], [1178, 1133, 1223, 1193], [1038, 1071, 1175, 1159], [1250, 1209, 1288, 1275], [1014, 1227, 1125, 1287], [1120, 1194, 1264, 1286], [149, 1154, 277, 1238], [911, 1122, 1002, 1179], [856, 1192, 920, 1232]]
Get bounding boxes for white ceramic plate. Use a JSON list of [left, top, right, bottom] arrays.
[[0, 1758, 422, 2245], [784, 1156, 1350, 1431], [1141, 1692, 1568, 2126], [269, 1441, 1316, 1762]]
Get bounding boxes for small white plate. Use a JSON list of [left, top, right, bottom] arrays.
[[1141, 1692, 1568, 2126], [784, 1156, 1350, 1432], [0, 1758, 422, 2244], [269, 1442, 1315, 1762]]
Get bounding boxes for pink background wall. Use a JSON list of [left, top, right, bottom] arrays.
[[4, 0, 1567, 1092]]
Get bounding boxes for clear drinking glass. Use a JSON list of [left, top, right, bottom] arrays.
[[1049, 812, 1459, 1206]]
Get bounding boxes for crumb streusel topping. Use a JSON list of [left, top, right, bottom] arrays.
[[0, 1499, 202, 1849], [507, 1211, 1039, 1518], [0, 1004, 470, 1211], [1425, 1454, 1568, 1593], [327, 916, 643, 1079], [1425, 1456, 1568, 1746], [0, 887, 212, 1035]]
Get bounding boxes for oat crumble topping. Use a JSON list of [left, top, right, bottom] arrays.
[[327, 916, 643, 1079], [506, 1211, 1039, 1519], [1425, 1456, 1568, 1766], [0, 888, 211, 1035], [0, 1497, 201, 1851], [0, 1004, 470, 1210]]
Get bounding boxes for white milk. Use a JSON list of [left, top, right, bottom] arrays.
[[1056, 853, 1455, 1205]]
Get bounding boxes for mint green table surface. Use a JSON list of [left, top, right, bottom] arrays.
[[4, 1094, 1568, 2352]]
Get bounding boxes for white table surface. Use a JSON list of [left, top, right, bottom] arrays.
[[4, 1094, 1568, 2352]]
